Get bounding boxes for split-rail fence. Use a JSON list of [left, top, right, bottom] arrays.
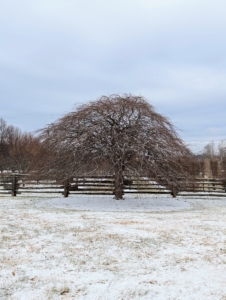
[[0, 174, 225, 197]]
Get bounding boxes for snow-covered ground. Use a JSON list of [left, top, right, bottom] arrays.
[[42, 195, 191, 212], [1, 195, 226, 299]]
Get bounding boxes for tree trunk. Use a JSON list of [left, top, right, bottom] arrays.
[[114, 168, 123, 200]]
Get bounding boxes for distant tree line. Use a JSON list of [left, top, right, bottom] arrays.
[[0, 118, 42, 174], [200, 140, 226, 162], [197, 140, 226, 180]]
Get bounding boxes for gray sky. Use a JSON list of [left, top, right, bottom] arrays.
[[1, 0, 226, 153]]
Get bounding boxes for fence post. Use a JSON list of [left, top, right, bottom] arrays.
[[11, 175, 18, 197], [171, 187, 177, 198], [63, 179, 69, 197]]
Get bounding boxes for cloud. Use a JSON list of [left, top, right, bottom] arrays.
[[205, 127, 226, 137], [0, 0, 225, 152]]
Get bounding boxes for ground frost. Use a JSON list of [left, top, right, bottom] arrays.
[[0, 196, 226, 299]]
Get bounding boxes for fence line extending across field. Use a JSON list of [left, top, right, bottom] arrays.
[[0, 174, 226, 198]]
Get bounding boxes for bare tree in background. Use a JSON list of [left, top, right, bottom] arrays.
[[0, 118, 42, 173], [199, 140, 226, 178], [218, 140, 226, 185], [7, 130, 42, 173], [202, 141, 216, 159], [0, 118, 10, 172], [218, 140, 226, 163], [38, 94, 195, 199]]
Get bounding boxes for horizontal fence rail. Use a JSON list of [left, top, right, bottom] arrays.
[[0, 175, 226, 197]]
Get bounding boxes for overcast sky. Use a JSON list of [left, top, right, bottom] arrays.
[[1, 0, 226, 153]]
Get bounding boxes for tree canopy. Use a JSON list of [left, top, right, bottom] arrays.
[[38, 94, 194, 199]]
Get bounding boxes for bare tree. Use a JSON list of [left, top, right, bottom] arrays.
[[38, 94, 195, 199], [218, 140, 226, 163], [7, 130, 42, 173], [202, 141, 216, 159], [199, 140, 226, 178], [0, 118, 12, 172], [218, 140, 226, 185], [0, 118, 42, 174]]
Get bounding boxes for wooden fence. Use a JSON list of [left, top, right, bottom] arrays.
[[0, 174, 226, 197]]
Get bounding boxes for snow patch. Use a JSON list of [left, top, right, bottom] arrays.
[[42, 195, 191, 212]]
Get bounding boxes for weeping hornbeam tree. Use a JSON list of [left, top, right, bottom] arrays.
[[37, 94, 195, 199]]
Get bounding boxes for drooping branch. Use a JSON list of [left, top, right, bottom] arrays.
[[35, 94, 195, 198]]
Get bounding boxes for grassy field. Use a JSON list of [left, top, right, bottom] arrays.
[[1, 196, 226, 299]]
